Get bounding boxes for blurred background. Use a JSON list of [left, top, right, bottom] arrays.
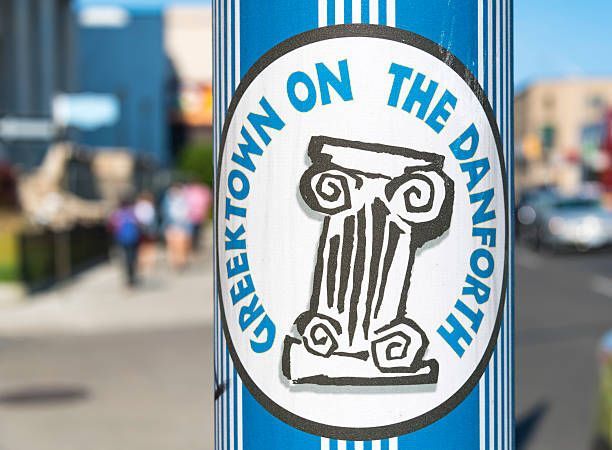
[[0, 0, 609, 449]]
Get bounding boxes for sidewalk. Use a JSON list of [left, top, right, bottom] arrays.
[[0, 241, 215, 450], [0, 244, 214, 337]]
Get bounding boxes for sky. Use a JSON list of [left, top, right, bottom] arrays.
[[75, 0, 210, 11], [515, 0, 612, 88], [76, 0, 612, 88]]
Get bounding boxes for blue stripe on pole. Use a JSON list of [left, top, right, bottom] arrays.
[[361, 0, 369, 23], [345, 0, 352, 24], [397, 387, 480, 449], [234, 369, 238, 450], [396, 0, 479, 75], [221, 1, 512, 448], [485, 372, 490, 449], [328, 0, 335, 25], [379, 0, 387, 25], [242, 386, 321, 450], [240, 0, 317, 77]]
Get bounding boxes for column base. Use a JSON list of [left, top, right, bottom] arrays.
[[282, 335, 439, 387]]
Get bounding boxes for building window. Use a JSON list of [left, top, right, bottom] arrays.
[[541, 125, 556, 152], [588, 95, 604, 110], [543, 95, 555, 111]]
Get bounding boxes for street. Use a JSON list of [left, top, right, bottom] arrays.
[[0, 248, 215, 450], [0, 326, 212, 450], [516, 245, 612, 450], [0, 244, 610, 449]]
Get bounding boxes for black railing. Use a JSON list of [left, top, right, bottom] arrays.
[[19, 225, 111, 292]]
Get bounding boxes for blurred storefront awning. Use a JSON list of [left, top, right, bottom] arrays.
[[53, 93, 120, 131]]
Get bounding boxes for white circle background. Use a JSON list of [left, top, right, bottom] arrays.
[[217, 36, 506, 430]]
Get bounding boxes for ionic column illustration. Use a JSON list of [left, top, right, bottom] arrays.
[[283, 136, 454, 386]]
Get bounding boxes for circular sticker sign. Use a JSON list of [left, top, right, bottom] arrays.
[[216, 25, 508, 440]]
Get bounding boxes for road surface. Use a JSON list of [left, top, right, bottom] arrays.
[[0, 245, 610, 449], [516, 245, 612, 450]]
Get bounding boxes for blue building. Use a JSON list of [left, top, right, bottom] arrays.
[[76, 3, 171, 165], [0, 0, 75, 168]]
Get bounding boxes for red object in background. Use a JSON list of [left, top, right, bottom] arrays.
[[0, 163, 18, 208], [601, 109, 612, 191]]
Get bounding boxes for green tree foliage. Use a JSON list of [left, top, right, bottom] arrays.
[[178, 141, 214, 187]]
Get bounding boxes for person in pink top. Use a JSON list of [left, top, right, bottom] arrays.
[[184, 183, 212, 251]]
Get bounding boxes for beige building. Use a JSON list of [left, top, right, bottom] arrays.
[[164, 5, 213, 127], [515, 78, 612, 191]]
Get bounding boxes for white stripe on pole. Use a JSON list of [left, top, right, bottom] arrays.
[[489, 364, 494, 450], [389, 437, 398, 450], [229, 367, 235, 450], [321, 438, 330, 450], [237, 377, 243, 450], [319, 0, 328, 26], [369, 0, 379, 24], [233, 2, 243, 448], [354, 441, 364, 450], [219, 0, 224, 435], [371, 440, 382, 450], [234, 0, 240, 87], [477, 4, 486, 448], [509, 1, 514, 439], [496, 0, 501, 120], [504, 1, 511, 447], [335, 0, 345, 24], [502, 36, 507, 450], [487, 0, 493, 103], [386, 0, 396, 26], [220, 0, 226, 112], [477, 0, 484, 85], [221, 344, 225, 450], [505, 313, 509, 450], [225, 0, 231, 110], [352, 0, 361, 23], [337, 441, 347, 450], [495, 3, 502, 447], [479, 377, 486, 450], [223, 4, 229, 444], [497, 342, 502, 450], [213, 1, 218, 448]]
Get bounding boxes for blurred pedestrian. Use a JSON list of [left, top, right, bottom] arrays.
[[134, 191, 158, 275], [109, 197, 141, 287], [162, 183, 193, 270], [184, 183, 212, 251]]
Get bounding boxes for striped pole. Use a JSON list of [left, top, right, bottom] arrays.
[[214, 1, 513, 449]]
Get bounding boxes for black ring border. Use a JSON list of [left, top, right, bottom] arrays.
[[214, 24, 510, 441]]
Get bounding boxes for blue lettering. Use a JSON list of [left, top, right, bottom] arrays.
[[450, 123, 480, 160], [426, 90, 457, 133], [470, 188, 496, 225], [402, 72, 438, 120], [247, 97, 285, 146], [461, 157, 491, 191], [226, 252, 249, 278], [387, 63, 414, 107], [470, 248, 494, 278], [287, 71, 317, 112], [225, 198, 246, 221], [232, 126, 263, 173], [316, 59, 353, 105], [438, 313, 472, 357], [228, 169, 250, 200], [251, 315, 276, 353], [225, 224, 246, 250], [230, 274, 255, 305], [238, 294, 264, 329], [463, 274, 491, 304]]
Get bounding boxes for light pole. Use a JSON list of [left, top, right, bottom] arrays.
[[214, 1, 513, 448]]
